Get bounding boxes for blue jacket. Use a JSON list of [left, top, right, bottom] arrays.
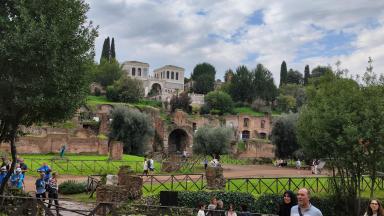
[[35, 178, 46, 194], [11, 173, 24, 189]]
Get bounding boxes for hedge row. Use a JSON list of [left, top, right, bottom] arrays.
[[177, 191, 370, 216]]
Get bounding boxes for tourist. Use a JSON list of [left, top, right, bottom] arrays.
[[197, 202, 206, 216], [0, 166, 7, 185], [59, 144, 66, 158], [311, 159, 318, 174], [149, 157, 155, 173], [225, 203, 237, 216], [290, 188, 323, 216], [207, 197, 218, 216], [47, 172, 60, 215], [10, 168, 24, 190], [38, 162, 52, 183], [143, 158, 149, 176], [278, 190, 297, 216], [203, 158, 208, 170], [364, 199, 384, 216], [216, 199, 225, 216], [1, 157, 11, 171], [295, 159, 301, 169], [19, 158, 28, 177], [35, 171, 46, 200], [239, 204, 251, 216]]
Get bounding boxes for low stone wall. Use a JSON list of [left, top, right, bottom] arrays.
[[0, 133, 109, 155]]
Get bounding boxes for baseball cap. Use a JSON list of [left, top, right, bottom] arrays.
[[0, 167, 6, 171], [16, 168, 21, 172]]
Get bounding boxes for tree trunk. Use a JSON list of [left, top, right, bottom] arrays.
[[0, 126, 17, 196]]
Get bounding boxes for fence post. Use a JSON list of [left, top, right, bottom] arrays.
[[288, 178, 291, 191]]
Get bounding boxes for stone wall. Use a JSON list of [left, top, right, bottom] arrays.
[[0, 133, 109, 155]]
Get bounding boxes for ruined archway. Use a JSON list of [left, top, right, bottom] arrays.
[[168, 129, 189, 154], [148, 83, 162, 97]]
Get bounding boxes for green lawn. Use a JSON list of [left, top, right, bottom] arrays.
[[233, 106, 281, 117], [20, 154, 161, 176], [86, 95, 162, 109]]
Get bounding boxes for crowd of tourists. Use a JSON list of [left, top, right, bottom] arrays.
[[197, 196, 249, 216], [0, 157, 60, 215]]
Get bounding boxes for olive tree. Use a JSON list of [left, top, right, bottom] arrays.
[[192, 126, 233, 159]]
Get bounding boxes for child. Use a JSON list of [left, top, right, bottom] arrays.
[[35, 171, 46, 200], [197, 202, 206, 216], [48, 172, 60, 215], [11, 168, 24, 190]]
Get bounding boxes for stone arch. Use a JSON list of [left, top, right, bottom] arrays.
[[148, 83, 162, 97], [168, 128, 190, 153]]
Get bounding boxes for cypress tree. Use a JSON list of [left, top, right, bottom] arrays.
[[279, 61, 288, 87], [111, 37, 116, 60], [304, 65, 310, 85], [100, 38, 107, 63], [105, 37, 111, 61]]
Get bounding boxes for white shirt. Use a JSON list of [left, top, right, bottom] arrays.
[[197, 209, 205, 216], [143, 161, 148, 170], [149, 159, 154, 169]]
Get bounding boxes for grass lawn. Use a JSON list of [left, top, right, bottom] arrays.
[[20, 153, 162, 176], [86, 95, 161, 109], [233, 106, 281, 117]]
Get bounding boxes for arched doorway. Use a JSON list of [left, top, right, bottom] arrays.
[[168, 129, 189, 153], [148, 83, 162, 97]]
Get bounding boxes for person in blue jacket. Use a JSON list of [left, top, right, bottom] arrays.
[[11, 168, 24, 190], [0, 166, 7, 185], [38, 162, 51, 183]]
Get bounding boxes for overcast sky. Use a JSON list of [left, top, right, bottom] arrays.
[[86, 0, 384, 84]]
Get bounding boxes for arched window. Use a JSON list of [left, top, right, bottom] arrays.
[[138, 68, 142, 76], [261, 120, 265, 129], [132, 67, 136, 76], [244, 118, 249, 127], [167, 71, 170, 79], [242, 130, 250, 140], [176, 72, 179, 80], [171, 72, 174, 79]]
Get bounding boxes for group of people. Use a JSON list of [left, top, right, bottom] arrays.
[[197, 196, 250, 216], [143, 156, 155, 175], [278, 188, 383, 216], [0, 157, 60, 215]]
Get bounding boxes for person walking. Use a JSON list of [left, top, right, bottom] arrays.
[[149, 157, 154, 173], [47, 172, 60, 215], [35, 171, 46, 200], [364, 199, 384, 216], [290, 188, 323, 216], [278, 190, 297, 216], [225, 203, 237, 216], [203, 158, 208, 170], [143, 158, 149, 176]]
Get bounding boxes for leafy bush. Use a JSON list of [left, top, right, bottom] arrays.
[[178, 191, 254, 211], [204, 91, 234, 115], [106, 76, 144, 103], [59, 180, 87, 194], [237, 140, 245, 152]]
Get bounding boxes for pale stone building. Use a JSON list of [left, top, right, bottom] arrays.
[[121, 61, 185, 102]]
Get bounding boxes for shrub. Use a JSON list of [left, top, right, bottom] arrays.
[[237, 140, 245, 152], [204, 91, 234, 115], [59, 180, 87, 194], [178, 191, 254, 211]]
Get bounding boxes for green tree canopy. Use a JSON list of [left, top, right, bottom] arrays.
[[204, 91, 234, 115], [253, 64, 278, 102], [286, 69, 303, 85], [229, 66, 253, 103], [100, 37, 110, 63], [191, 63, 216, 94], [106, 76, 145, 103], [297, 72, 384, 214], [224, 69, 234, 82], [111, 37, 116, 59], [0, 0, 97, 193], [271, 113, 299, 159], [94, 59, 123, 87], [193, 126, 233, 159], [109, 106, 154, 155], [311, 65, 332, 78]]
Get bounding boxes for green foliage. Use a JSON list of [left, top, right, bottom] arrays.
[[106, 76, 144, 103], [178, 191, 255, 211], [233, 106, 265, 117], [224, 69, 234, 82], [100, 37, 111, 63], [170, 92, 191, 113], [109, 106, 154, 155], [191, 63, 216, 94], [280, 61, 288, 87], [193, 126, 233, 157], [204, 91, 234, 115], [271, 113, 299, 158], [59, 180, 87, 195], [276, 95, 296, 113], [111, 37, 116, 59], [286, 69, 303, 85], [229, 64, 278, 104], [278, 84, 306, 112], [237, 140, 245, 152], [311, 65, 333, 78], [137, 99, 162, 108], [94, 59, 123, 87]]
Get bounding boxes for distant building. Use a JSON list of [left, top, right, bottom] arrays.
[[121, 61, 185, 102]]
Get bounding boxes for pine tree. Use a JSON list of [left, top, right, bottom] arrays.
[[111, 37, 116, 60], [279, 61, 288, 87], [100, 37, 111, 63], [304, 65, 310, 85]]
